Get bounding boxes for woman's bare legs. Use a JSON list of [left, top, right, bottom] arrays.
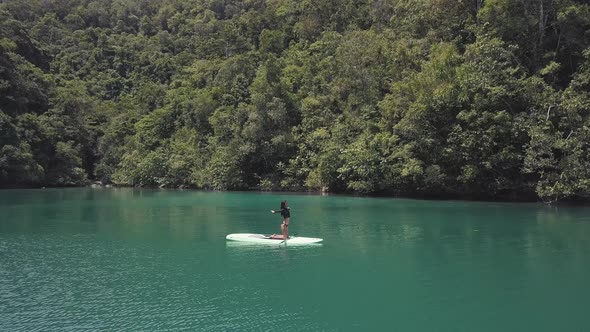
[[269, 218, 289, 239], [282, 218, 289, 239]]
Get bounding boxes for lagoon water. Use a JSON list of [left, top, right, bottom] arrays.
[[1, 188, 589, 331]]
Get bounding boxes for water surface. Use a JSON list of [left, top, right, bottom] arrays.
[[1, 189, 589, 331]]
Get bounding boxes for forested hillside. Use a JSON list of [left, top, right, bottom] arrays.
[[1, 0, 589, 202]]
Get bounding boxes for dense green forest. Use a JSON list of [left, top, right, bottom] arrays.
[[1, 0, 589, 202]]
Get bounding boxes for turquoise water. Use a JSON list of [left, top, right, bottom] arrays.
[[1, 188, 589, 331]]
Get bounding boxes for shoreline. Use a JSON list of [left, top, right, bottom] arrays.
[[3, 183, 589, 205]]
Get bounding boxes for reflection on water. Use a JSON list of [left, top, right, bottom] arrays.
[[1, 189, 589, 331], [2, 189, 588, 262], [225, 241, 323, 249]]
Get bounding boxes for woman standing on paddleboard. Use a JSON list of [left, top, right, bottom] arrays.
[[270, 200, 290, 239]]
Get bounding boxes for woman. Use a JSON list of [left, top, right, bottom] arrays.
[[269, 200, 290, 240]]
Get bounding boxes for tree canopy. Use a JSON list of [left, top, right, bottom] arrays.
[[1, 0, 589, 202]]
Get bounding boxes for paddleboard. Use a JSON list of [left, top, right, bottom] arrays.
[[226, 233, 323, 245]]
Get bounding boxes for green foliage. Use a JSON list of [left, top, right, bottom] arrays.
[[1, 0, 590, 202], [47, 141, 89, 186], [206, 142, 247, 190], [524, 48, 590, 202], [0, 143, 44, 185]]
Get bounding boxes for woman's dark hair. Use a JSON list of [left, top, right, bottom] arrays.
[[280, 201, 287, 209]]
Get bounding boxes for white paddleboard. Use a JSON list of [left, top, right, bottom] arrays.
[[226, 233, 323, 245]]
